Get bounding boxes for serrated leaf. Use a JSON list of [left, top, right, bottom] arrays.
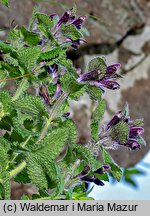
[[86, 85, 102, 101], [0, 145, 10, 199], [17, 47, 40, 71], [100, 145, 122, 181], [60, 73, 86, 100], [14, 168, 31, 184], [4, 53, 19, 67], [93, 99, 105, 122], [0, 91, 12, 119], [74, 144, 101, 171], [110, 121, 129, 144], [0, 41, 16, 55], [35, 127, 68, 161], [61, 24, 82, 40], [0, 137, 10, 152], [14, 95, 48, 119], [20, 26, 41, 46], [0, 70, 7, 88], [38, 46, 62, 62], [26, 153, 48, 190], [91, 122, 99, 141], [35, 12, 53, 39], [88, 57, 107, 76]]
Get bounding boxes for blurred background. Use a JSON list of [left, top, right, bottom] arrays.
[[0, 0, 150, 199]]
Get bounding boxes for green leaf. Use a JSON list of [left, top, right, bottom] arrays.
[[4, 53, 19, 67], [14, 95, 48, 119], [0, 91, 12, 119], [1, 0, 9, 7], [94, 173, 109, 182], [86, 85, 102, 101], [60, 24, 82, 40], [136, 135, 146, 146], [88, 57, 107, 79], [91, 122, 99, 141], [100, 145, 122, 181], [20, 26, 41, 46], [35, 12, 53, 39], [21, 194, 30, 200], [0, 70, 7, 88], [0, 145, 10, 199], [34, 126, 69, 161], [109, 121, 129, 144], [26, 153, 48, 190], [17, 47, 40, 71], [74, 144, 101, 171], [93, 99, 105, 122], [60, 73, 86, 100], [38, 46, 62, 62], [14, 168, 31, 184], [0, 41, 16, 55]]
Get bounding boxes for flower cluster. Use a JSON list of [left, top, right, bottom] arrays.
[[50, 9, 87, 49], [77, 164, 111, 186], [102, 103, 145, 150], [77, 63, 122, 91]]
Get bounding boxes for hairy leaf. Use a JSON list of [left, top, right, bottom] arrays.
[[100, 145, 122, 181], [20, 26, 41, 46]]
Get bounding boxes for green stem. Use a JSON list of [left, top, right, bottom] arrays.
[[9, 161, 26, 178], [37, 92, 67, 143], [64, 159, 81, 187], [12, 78, 28, 101], [10, 135, 31, 163]]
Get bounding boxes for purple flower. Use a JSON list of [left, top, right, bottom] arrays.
[[93, 178, 105, 186], [66, 38, 86, 49], [71, 16, 87, 29], [56, 11, 72, 28], [77, 62, 121, 91], [53, 10, 86, 30], [51, 81, 61, 102], [103, 103, 145, 150], [47, 64, 58, 78]]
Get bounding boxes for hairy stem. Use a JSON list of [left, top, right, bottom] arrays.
[[64, 159, 81, 187], [37, 92, 67, 143], [10, 135, 32, 163], [12, 78, 28, 101], [9, 161, 26, 178]]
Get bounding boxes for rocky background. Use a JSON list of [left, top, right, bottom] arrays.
[[0, 0, 150, 169]]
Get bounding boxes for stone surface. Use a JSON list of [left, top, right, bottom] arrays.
[[0, 0, 146, 44]]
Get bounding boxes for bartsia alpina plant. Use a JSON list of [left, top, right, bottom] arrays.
[[0, 4, 146, 200]]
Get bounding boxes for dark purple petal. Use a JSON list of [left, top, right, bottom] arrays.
[[107, 63, 121, 75], [47, 64, 58, 78], [105, 111, 122, 130], [129, 126, 144, 137], [67, 38, 86, 49], [126, 139, 141, 150], [56, 11, 72, 27], [96, 80, 120, 90], [39, 85, 50, 106], [102, 164, 111, 172], [81, 176, 94, 183], [72, 16, 87, 29], [93, 178, 104, 186], [77, 69, 100, 82], [94, 168, 103, 174], [52, 81, 61, 101]]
